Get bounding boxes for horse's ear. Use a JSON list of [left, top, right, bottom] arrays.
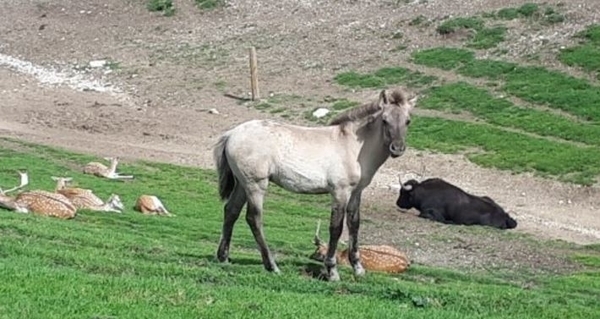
[[407, 95, 418, 111], [378, 90, 388, 108]]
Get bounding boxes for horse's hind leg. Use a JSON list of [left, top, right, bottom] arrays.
[[245, 180, 280, 274], [217, 182, 247, 263]]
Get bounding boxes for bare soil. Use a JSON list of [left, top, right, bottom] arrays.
[[1, 0, 599, 273]]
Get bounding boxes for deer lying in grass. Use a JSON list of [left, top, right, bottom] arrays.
[[51, 176, 124, 213], [310, 221, 410, 274], [83, 157, 134, 180], [134, 195, 173, 216], [0, 171, 77, 219]]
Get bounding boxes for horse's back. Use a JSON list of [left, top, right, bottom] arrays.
[[223, 120, 353, 193]]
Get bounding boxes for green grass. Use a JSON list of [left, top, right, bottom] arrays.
[[559, 25, 600, 75], [1, 140, 600, 318], [334, 67, 436, 89], [436, 17, 484, 35], [420, 82, 600, 146], [495, 3, 564, 24], [412, 47, 600, 122], [469, 25, 507, 49], [408, 116, 600, 185], [147, 0, 174, 16], [331, 99, 360, 111]]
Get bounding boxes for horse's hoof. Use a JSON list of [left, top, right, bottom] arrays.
[[216, 255, 230, 263], [328, 269, 341, 282], [353, 263, 366, 277], [265, 263, 281, 274]]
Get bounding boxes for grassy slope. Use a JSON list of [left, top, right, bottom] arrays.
[[322, 14, 600, 185], [0, 141, 600, 319]]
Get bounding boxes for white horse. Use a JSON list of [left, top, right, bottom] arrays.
[[213, 88, 417, 281]]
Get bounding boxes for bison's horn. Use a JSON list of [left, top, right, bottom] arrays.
[[398, 175, 413, 191]]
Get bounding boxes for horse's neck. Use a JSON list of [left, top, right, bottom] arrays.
[[354, 120, 389, 180]]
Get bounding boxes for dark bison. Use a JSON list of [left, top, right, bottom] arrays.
[[396, 177, 517, 229]]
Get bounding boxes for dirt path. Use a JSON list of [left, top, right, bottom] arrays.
[[0, 0, 599, 251]]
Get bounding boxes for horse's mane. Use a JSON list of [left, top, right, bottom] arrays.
[[328, 89, 408, 126]]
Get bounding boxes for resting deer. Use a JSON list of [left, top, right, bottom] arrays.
[[51, 176, 124, 213], [310, 221, 410, 274], [0, 171, 77, 219], [134, 195, 173, 216], [83, 157, 134, 179]]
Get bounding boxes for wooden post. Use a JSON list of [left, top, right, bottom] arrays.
[[249, 47, 259, 101]]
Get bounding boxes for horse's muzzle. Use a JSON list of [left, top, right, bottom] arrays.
[[389, 144, 405, 158]]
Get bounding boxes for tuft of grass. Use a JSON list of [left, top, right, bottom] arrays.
[[496, 7, 520, 20], [468, 25, 507, 49], [254, 102, 272, 110], [517, 3, 539, 17], [147, 0, 174, 16], [195, 0, 224, 10], [408, 15, 427, 27], [436, 17, 506, 49], [412, 47, 600, 122], [420, 82, 600, 146], [542, 7, 565, 24], [495, 3, 564, 24], [334, 67, 436, 89], [559, 24, 600, 75], [436, 17, 484, 35], [331, 99, 360, 111]]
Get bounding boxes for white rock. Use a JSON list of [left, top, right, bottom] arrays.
[[208, 108, 219, 114], [312, 108, 330, 118], [89, 60, 107, 68]]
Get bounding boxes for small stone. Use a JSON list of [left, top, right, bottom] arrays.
[[312, 108, 330, 118], [208, 108, 219, 114], [89, 60, 107, 68]]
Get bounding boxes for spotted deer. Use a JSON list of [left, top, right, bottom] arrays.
[[83, 157, 134, 180], [310, 221, 410, 274], [134, 195, 173, 216], [51, 176, 124, 213], [0, 171, 77, 219]]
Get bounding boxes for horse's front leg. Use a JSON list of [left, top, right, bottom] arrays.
[[346, 190, 365, 277], [324, 189, 350, 282]]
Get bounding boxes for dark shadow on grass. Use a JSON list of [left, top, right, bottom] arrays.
[[298, 262, 329, 281], [224, 93, 252, 102]]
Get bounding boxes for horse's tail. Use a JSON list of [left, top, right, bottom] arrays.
[[213, 132, 236, 201]]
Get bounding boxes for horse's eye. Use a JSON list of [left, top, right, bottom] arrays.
[[382, 119, 389, 126], [406, 119, 411, 126]]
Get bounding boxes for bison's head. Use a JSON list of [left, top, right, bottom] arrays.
[[396, 178, 420, 210], [481, 198, 518, 230], [505, 216, 518, 229]]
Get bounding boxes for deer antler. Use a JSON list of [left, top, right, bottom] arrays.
[[1, 171, 29, 194], [313, 220, 323, 246]]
